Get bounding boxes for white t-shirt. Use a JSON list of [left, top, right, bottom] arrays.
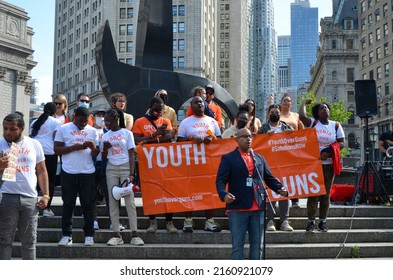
[[29, 116, 61, 155], [0, 137, 45, 197], [54, 122, 98, 174], [309, 118, 345, 164], [100, 128, 135, 165], [178, 115, 221, 139]]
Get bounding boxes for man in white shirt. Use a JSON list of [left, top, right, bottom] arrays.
[[54, 107, 99, 246]]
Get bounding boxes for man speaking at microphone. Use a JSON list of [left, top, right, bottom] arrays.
[[216, 128, 288, 260]]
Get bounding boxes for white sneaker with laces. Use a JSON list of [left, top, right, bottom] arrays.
[[43, 209, 55, 217], [280, 220, 294, 231], [94, 220, 99, 230], [107, 236, 124, 246], [204, 218, 222, 232], [84, 236, 94, 246], [266, 220, 276, 231], [130, 236, 144, 246], [58, 236, 72, 246]]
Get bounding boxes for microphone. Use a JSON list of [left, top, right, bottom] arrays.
[[248, 148, 256, 162]]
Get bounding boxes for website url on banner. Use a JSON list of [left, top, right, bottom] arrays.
[[153, 195, 203, 205]]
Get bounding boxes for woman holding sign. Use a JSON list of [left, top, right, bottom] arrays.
[[299, 99, 345, 232], [258, 104, 293, 232]]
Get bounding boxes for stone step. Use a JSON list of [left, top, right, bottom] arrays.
[[11, 241, 393, 259], [37, 216, 393, 230]]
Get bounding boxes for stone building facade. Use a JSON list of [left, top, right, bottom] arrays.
[[0, 2, 36, 134]]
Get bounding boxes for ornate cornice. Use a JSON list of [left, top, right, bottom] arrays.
[[0, 51, 26, 66], [16, 71, 27, 85]]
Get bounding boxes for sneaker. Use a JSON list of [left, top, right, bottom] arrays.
[[166, 221, 177, 233], [110, 224, 126, 231], [94, 220, 99, 230], [84, 236, 94, 246], [130, 236, 144, 246], [146, 219, 158, 233], [291, 202, 300, 208], [266, 220, 276, 231], [280, 220, 294, 231], [318, 221, 328, 232], [107, 236, 124, 246], [58, 236, 72, 246], [183, 218, 193, 233], [204, 218, 222, 232], [43, 209, 55, 217], [306, 221, 316, 232]]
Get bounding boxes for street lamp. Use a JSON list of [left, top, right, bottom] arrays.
[[369, 128, 378, 161]]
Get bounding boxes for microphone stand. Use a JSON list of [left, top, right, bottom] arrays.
[[250, 151, 276, 260]]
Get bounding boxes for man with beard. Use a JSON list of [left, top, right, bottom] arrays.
[[154, 89, 178, 135], [132, 97, 177, 233], [55, 107, 99, 246], [0, 112, 49, 259], [177, 96, 222, 233]]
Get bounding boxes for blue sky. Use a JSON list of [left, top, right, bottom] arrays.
[[5, 0, 331, 104]]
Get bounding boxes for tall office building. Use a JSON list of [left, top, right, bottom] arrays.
[[248, 0, 277, 120], [290, 0, 318, 88], [278, 35, 291, 89]]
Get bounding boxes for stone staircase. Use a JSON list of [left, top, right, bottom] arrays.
[[11, 196, 393, 259]]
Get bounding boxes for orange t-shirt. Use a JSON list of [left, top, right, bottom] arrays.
[[132, 117, 172, 137]]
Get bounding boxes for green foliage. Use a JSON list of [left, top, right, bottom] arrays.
[[351, 245, 360, 258], [298, 91, 352, 157]]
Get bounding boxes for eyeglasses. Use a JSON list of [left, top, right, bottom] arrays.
[[54, 102, 63, 106], [282, 99, 292, 103], [79, 99, 90, 103]]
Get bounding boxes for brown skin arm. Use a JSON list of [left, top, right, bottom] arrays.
[[36, 161, 49, 209]]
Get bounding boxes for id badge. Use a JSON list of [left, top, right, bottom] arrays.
[[246, 177, 253, 187]]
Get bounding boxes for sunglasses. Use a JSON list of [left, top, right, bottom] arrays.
[[79, 99, 90, 103], [54, 102, 63, 106]]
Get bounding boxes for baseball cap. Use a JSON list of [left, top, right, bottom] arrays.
[[205, 84, 215, 94], [92, 108, 107, 116]]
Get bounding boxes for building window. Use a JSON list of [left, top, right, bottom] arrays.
[[361, 18, 366, 31], [178, 57, 184, 68], [368, 32, 373, 45], [385, 83, 390, 95], [362, 55, 367, 67], [119, 25, 126, 35], [178, 22, 185, 33], [172, 57, 176, 68], [332, 71, 337, 81], [178, 5, 185, 16], [376, 28, 381, 40], [384, 42, 389, 56], [173, 23, 177, 33], [368, 14, 373, 26], [127, 24, 133, 35], [347, 91, 355, 102], [361, 1, 366, 13], [126, 41, 133, 53], [346, 68, 354, 82], [332, 40, 337, 49], [120, 8, 126, 19], [369, 51, 374, 63], [383, 23, 388, 36], [377, 66, 382, 79], [385, 63, 390, 76], [172, 5, 177, 16], [119, 41, 125, 53], [126, 58, 132, 65], [127, 8, 133, 18], [385, 103, 389, 115], [178, 39, 185, 51], [343, 18, 354, 30], [376, 47, 381, 60], [173, 39, 177, 51], [383, 3, 388, 16]]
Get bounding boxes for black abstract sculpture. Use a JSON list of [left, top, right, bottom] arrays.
[[95, 0, 238, 122]]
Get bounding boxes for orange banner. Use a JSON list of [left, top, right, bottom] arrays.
[[136, 129, 325, 215]]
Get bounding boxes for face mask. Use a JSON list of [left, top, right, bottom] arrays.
[[269, 113, 280, 123], [78, 102, 89, 108], [237, 119, 248, 129], [95, 117, 104, 127]]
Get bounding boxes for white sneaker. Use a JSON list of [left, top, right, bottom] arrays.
[[94, 220, 99, 230], [84, 236, 94, 246], [166, 221, 177, 233], [147, 219, 158, 233], [183, 218, 193, 233], [110, 223, 126, 231], [280, 220, 294, 231], [266, 220, 276, 231], [107, 236, 124, 246], [58, 236, 72, 246], [130, 236, 144, 246], [43, 209, 55, 217], [204, 218, 222, 232]]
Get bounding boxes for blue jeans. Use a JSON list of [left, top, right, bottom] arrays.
[[0, 194, 38, 260], [228, 210, 264, 260]]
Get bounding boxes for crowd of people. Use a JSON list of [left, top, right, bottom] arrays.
[[0, 86, 347, 260]]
